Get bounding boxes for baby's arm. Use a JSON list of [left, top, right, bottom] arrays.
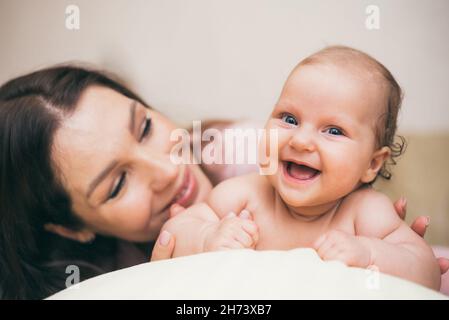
[[316, 188, 440, 289], [355, 190, 440, 289], [161, 175, 258, 257]]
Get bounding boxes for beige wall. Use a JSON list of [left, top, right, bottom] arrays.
[[1, 0, 448, 244], [1, 0, 449, 132], [375, 134, 449, 246]]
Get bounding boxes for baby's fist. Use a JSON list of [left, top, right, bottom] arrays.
[[313, 230, 372, 268], [203, 210, 259, 251]]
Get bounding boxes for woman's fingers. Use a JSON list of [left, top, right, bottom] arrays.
[[437, 257, 449, 275], [150, 230, 175, 261], [169, 204, 186, 219], [393, 197, 431, 239], [393, 197, 407, 220], [410, 215, 430, 238]]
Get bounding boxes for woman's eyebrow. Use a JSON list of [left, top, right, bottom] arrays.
[[86, 100, 137, 199]]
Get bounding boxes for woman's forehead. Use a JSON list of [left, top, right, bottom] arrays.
[[51, 87, 134, 191]]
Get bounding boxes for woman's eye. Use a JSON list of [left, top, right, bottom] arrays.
[[327, 127, 344, 136], [281, 113, 298, 126], [108, 172, 127, 200], [139, 116, 152, 141]]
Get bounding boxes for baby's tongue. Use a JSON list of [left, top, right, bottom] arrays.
[[288, 162, 318, 180]]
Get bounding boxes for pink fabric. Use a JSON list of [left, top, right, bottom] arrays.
[[433, 246, 449, 295]]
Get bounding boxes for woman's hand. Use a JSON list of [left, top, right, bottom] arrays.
[[394, 197, 449, 275], [150, 204, 185, 261]]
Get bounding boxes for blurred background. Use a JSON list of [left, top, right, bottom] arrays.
[[0, 0, 448, 245]]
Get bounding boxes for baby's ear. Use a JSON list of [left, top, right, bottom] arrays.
[[361, 146, 391, 183]]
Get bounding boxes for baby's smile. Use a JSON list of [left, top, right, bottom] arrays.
[[282, 160, 321, 186]]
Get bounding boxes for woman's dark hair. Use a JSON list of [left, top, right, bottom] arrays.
[[0, 65, 151, 299]]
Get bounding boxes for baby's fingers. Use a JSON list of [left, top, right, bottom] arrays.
[[224, 211, 237, 220], [218, 239, 246, 250], [239, 209, 252, 220], [241, 220, 259, 246], [315, 235, 336, 260], [233, 230, 254, 248]]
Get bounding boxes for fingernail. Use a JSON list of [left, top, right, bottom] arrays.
[[425, 216, 431, 226], [402, 198, 407, 211], [159, 230, 171, 246], [239, 210, 251, 219]]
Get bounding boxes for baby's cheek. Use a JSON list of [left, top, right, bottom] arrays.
[[321, 150, 364, 193]]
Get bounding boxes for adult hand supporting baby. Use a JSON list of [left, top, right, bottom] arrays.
[[394, 197, 449, 275], [150, 204, 184, 261]]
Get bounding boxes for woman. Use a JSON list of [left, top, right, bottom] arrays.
[[0, 65, 447, 299]]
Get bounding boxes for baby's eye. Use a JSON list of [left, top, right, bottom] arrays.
[[326, 127, 344, 136], [281, 113, 298, 126]]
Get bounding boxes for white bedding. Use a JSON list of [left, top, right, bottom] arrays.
[[48, 248, 446, 300]]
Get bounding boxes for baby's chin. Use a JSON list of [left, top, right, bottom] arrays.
[[276, 184, 329, 210], [280, 193, 315, 209]]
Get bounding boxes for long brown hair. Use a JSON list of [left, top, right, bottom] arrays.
[[0, 65, 150, 299]]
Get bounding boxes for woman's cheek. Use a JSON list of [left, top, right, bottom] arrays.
[[114, 192, 152, 232]]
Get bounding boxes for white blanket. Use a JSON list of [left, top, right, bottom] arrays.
[[48, 248, 446, 300]]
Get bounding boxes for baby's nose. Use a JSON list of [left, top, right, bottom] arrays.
[[289, 130, 316, 152]]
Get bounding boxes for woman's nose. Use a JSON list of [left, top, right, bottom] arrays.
[[138, 151, 179, 192], [288, 127, 317, 153]]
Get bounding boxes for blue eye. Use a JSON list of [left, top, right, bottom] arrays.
[[327, 127, 343, 136], [281, 114, 298, 126]]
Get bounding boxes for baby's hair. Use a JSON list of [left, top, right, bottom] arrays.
[[297, 45, 406, 181]]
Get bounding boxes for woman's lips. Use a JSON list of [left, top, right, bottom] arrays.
[[282, 161, 321, 185], [164, 167, 198, 211]]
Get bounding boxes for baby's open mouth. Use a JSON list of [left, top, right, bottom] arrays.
[[285, 161, 321, 181]]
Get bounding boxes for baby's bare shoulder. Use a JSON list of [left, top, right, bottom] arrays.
[[212, 172, 266, 194], [340, 186, 401, 238], [207, 173, 271, 218]]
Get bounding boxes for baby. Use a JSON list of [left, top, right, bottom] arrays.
[[163, 46, 441, 290]]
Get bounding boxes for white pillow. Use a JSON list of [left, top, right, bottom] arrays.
[[48, 248, 446, 300]]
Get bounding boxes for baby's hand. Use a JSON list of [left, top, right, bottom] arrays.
[[203, 210, 259, 251], [313, 230, 372, 268]]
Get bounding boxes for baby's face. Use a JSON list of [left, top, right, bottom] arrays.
[[264, 63, 387, 211]]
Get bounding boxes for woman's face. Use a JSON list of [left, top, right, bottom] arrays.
[[52, 86, 212, 242]]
